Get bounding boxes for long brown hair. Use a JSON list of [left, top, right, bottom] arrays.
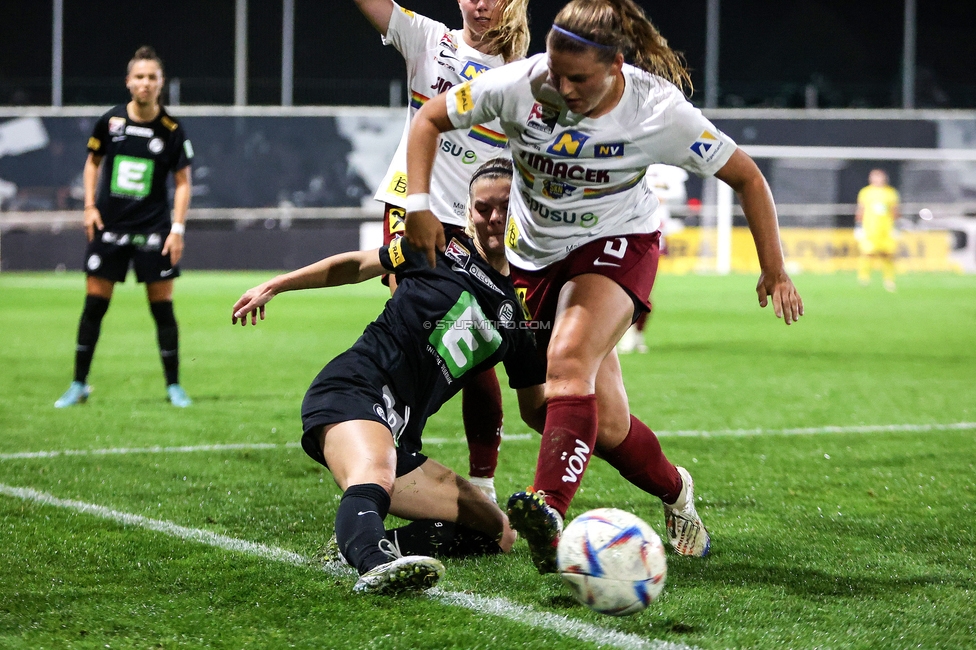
[[548, 0, 692, 94], [480, 0, 530, 63]]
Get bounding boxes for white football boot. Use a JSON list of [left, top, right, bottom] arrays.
[[663, 466, 711, 557], [353, 538, 444, 595]]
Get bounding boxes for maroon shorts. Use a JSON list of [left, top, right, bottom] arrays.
[[510, 232, 661, 349]]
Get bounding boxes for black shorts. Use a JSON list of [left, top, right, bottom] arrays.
[[300, 349, 427, 478], [84, 230, 180, 284]]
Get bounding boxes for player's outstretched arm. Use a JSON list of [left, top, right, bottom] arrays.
[[715, 149, 804, 325], [353, 0, 394, 35], [406, 93, 456, 267], [516, 385, 547, 435], [231, 249, 385, 326]]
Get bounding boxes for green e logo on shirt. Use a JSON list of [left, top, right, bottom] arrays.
[[111, 155, 154, 198], [429, 291, 502, 379]]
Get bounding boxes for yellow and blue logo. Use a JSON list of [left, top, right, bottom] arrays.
[[546, 130, 589, 158], [690, 130, 722, 160], [460, 61, 489, 80], [542, 179, 577, 200], [594, 142, 625, 158]]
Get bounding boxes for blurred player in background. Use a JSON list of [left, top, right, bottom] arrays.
[[353, 0, 530, 503], [232, 160, 546, 595], [406, 0, 803, 573], [855, 168, 900, 292], [55, 46, 193, 409], [617, 163, 688, 354]]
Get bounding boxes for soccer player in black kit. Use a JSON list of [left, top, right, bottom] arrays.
[[55, 46, 193, 408], [232, 160, 548, 594]]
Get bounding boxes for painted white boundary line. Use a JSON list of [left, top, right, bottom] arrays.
[[3, 423, 973, 461], [0, 482, 696, 650]]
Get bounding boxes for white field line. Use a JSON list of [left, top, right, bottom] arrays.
[[3, 422, 973, 462], [0, 482, 696, 650]]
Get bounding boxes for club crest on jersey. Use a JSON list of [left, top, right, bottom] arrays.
[[445, 238, 471, 267], [526, 102, 559, 134], [108, 117, 126, 136], [542, 179, 577, 200], [547, 130, 589, 158], [148, 138, 164, 154], [594, 142, 625, 158], [460, 61, 489, 80], [690, 130, 724, 162], [497, 301, 515, 325]]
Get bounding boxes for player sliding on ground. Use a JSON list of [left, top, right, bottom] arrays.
[[353, 0, 530, 504], [405, 0, 804, 573], [231, 160, 547, 594]]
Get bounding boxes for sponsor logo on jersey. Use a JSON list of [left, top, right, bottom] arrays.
[[690, 130, 724, 162], [547, 130, 589, 157], [439, 32, 458, 51], [445, 238, 470, 267], [125, 125, 155, 138], [161, 116, 178, 131], [387, 172, 408, 197], [526, 102, 559, 134], [581, 169, 646, 200], [542, 179, 577, 200], [468, 264, 504, 295], [460, 61, 489, 80], [505, 216, 520, 249], [409, 90, 430, 110], [388, 237, 407, 267], [387, 207, 405, 234], [497, 300, 515, 324], [594, 142, 625, 158], [523, 192, 599, 228], [110, 155, 154, 199], [519, 152, 611, 183], [428, 291, 503, 379], [515, 287, 532, 319], [87, 137, 101, 151], [440, 138, 478, 164], [454, 82, 474, 115], [183, 140, 194, 159], [430, 77, 454, 94], [108, 117, 126, 136], [148, 137, 164, 154], [101, 232, 117, 243], [467, 124, 507, 148]]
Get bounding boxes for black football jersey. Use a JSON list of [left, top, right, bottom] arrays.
[[87, 104, 193, 233], [352, 230, 546, 431]]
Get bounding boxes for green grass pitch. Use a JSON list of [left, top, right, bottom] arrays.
[[2, 270, 975, 649]]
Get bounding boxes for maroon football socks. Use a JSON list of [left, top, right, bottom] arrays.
[[600, 415, 682, 504], [531, 394, 598, 517]]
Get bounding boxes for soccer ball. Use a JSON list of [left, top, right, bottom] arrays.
[[556, 508, 667, 616]]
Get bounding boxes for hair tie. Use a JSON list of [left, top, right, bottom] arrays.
[[551, 24, 615, 51]]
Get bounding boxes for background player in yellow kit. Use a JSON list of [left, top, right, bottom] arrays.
[[855, 169, 900, 292]]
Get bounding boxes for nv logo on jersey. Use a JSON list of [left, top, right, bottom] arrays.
[[594, 142, 625, 158], [547, 130, 589, 158], [690, 130, 723, 161], [429, 292, 502, 379], [460, 61, 489, 80]]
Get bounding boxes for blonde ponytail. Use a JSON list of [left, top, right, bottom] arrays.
[[481, 0, 530, 62], [548, 0, 692, 95]]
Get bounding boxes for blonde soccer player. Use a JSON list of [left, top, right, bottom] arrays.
[[353, 0, 529, 502], [405, 0, 804, 573], [855, 168, 901, 291]]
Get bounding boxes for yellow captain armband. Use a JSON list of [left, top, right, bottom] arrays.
[[388, 237, 406, 268], [455, 82, 474, 115]]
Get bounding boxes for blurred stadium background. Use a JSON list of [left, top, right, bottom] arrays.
[[1, 0, 975, 274]]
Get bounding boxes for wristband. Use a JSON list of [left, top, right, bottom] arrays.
[[405, 193, 430, 212], [84, 204, 96, 209], [170, 222, 186, 235]]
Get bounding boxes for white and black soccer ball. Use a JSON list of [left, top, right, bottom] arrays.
[[557, 508, 667, 616]]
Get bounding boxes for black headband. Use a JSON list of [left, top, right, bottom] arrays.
[[468, 165, 513, 189]]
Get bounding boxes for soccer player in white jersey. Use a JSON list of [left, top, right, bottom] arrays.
[[353, 0, 529, 503], [403, 0, 804, 573]]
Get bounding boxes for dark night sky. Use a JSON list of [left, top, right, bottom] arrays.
[[0, 0, 973, 107]]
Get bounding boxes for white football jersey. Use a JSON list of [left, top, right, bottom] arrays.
[[445, 54, 737, 269], [373, 3, 509, 226]]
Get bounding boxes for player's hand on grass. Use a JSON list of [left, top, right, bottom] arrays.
[[162, 232, 184, 265], [84, 206, 103, 242], [232, 283, 275, 326], [405, 209, 445, 268], [757, 270, 804, 325]]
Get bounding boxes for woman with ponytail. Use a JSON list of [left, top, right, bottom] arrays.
[[352, 0, 530, 505], [405, 0, 804, 573]]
